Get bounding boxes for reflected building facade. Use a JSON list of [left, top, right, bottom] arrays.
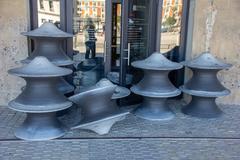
[[37, 0, 60, 26], [162, 0, 183, 24], [73, 0, 105, 33]]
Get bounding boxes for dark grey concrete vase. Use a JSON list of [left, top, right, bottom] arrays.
[[69, 79, 130, 135], [130, 52, 183, 121], [8, 57, 72, 140], [180, 52, 232, 118], [21, 22, 74, 94]]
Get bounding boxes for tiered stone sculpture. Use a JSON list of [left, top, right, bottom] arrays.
[[8, 57, 73, 140], [131, 52, 183, 121], [180, 52, 232, 118], [21, 22, 74, 94], [69, 79, 130, 135]]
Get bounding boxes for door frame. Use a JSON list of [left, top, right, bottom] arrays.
[[104, 0, 113, 75], [28, 0, 192, 87], [119, 0, 163, 86]]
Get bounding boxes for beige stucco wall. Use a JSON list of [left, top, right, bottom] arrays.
[[187, 0, 240, 105], [0, 0, 29, 106]]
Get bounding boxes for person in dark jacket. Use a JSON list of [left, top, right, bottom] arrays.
[[84, 18, 97, 59]]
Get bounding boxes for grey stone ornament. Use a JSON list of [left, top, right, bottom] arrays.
[[21, 22, 74, 94], [69, 79, 129, 135], [180, 52, 232, 118], [107, 71, 133, 85], [131, 52, 183, 121], [8, 57, 73, 141], [21, 22, 73, 66]]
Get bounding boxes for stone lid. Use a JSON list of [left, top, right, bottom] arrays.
[[181, 52, 232, 69], [69, 79, 116, 104], [21, 22, 73, 38], [8, 56, 72, 77], [95, 79, 130, 99], [8, 100, 72, 113], [131, 52, 183, 70], [131, 85, 181, 98], [180, 85, 230, 97], [112, 86, 131, 99]]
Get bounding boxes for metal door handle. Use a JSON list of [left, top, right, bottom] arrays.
[[104, 41, 106, 62], [127, 43, 131, 66], [123, 43, 131, 66]]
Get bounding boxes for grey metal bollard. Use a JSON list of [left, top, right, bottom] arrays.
[[180, 52, 232, 118], [8, 57, 73, 140], [69, 79, 130, 135], [131, 52, 183, 121], [21, 22, 74, 94]]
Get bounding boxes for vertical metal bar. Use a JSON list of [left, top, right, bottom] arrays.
[[147, 0, 163, 55], [146, 0, 153, 55], [119, 0, 129, 86], [179, 0, 190, 62], [127, 43, 131, 66], [28, 0, 38, 54], [65, 0, 73, 59], [60, 0, 66, 31], [175, 0, 191, 87], [184, 0, 196, 83], [155, 0, 163, 52], [60, 0, 74, 86], [185, 0, 196, 61], [104, 40, 107, 62], [104, 0, 113, 75], [29, 0, 38, 29]]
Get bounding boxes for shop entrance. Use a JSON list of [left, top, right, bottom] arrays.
[[72, 0, 152, 91], [31, 0, 188, 95]]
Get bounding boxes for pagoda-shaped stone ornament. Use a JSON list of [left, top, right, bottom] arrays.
[[21, 22, 74, 94], [131, 52, 183, 121], [69, 79, 130, 135], [180, 52, 232, 118], [8, 57, 73, 141]]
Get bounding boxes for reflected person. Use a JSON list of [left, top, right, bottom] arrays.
[[84, 19, 97, 59]]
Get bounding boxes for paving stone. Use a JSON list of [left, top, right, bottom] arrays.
[[0, 101, 240, 159], [1, 139, 236, 160]]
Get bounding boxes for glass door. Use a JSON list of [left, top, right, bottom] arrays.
[[70, 0, 151, 94], [72, 0, 109, 91], [120, 0, 151, 86]]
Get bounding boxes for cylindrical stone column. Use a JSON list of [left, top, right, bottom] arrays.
[[131, 52, 183, 121], [8, 57, 73, 140], [180, 52, 232, 118]]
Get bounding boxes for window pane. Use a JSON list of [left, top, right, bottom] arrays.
[[160, 0, 183, 53], [37, 0, 60, 27], [72, 0, 106, 91]]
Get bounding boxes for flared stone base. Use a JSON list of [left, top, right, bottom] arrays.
[[182, 96, 223, 118], [71, 112, 128, 135], [134, 97, 174, 121], [15, 113, 67, 141]]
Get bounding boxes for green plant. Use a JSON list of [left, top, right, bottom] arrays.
[[163, 16, 177, 31]]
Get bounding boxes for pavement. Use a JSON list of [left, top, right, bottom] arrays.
[[0, 102, 240, 160]]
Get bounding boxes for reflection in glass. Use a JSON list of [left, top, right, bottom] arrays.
[[37, 0, 60, 27], [126, 0, 150, 85], [128, 0, 149, 62], [72, 0, 105, 91], [160, 0, 183, 53], [111, 3, 121, 68]]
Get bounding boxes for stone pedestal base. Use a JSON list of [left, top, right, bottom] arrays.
[[182, 96, 222, 118], [134, 97, 174, 121], [15, 112, 66, 141], [71, 112, 128, 135]]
